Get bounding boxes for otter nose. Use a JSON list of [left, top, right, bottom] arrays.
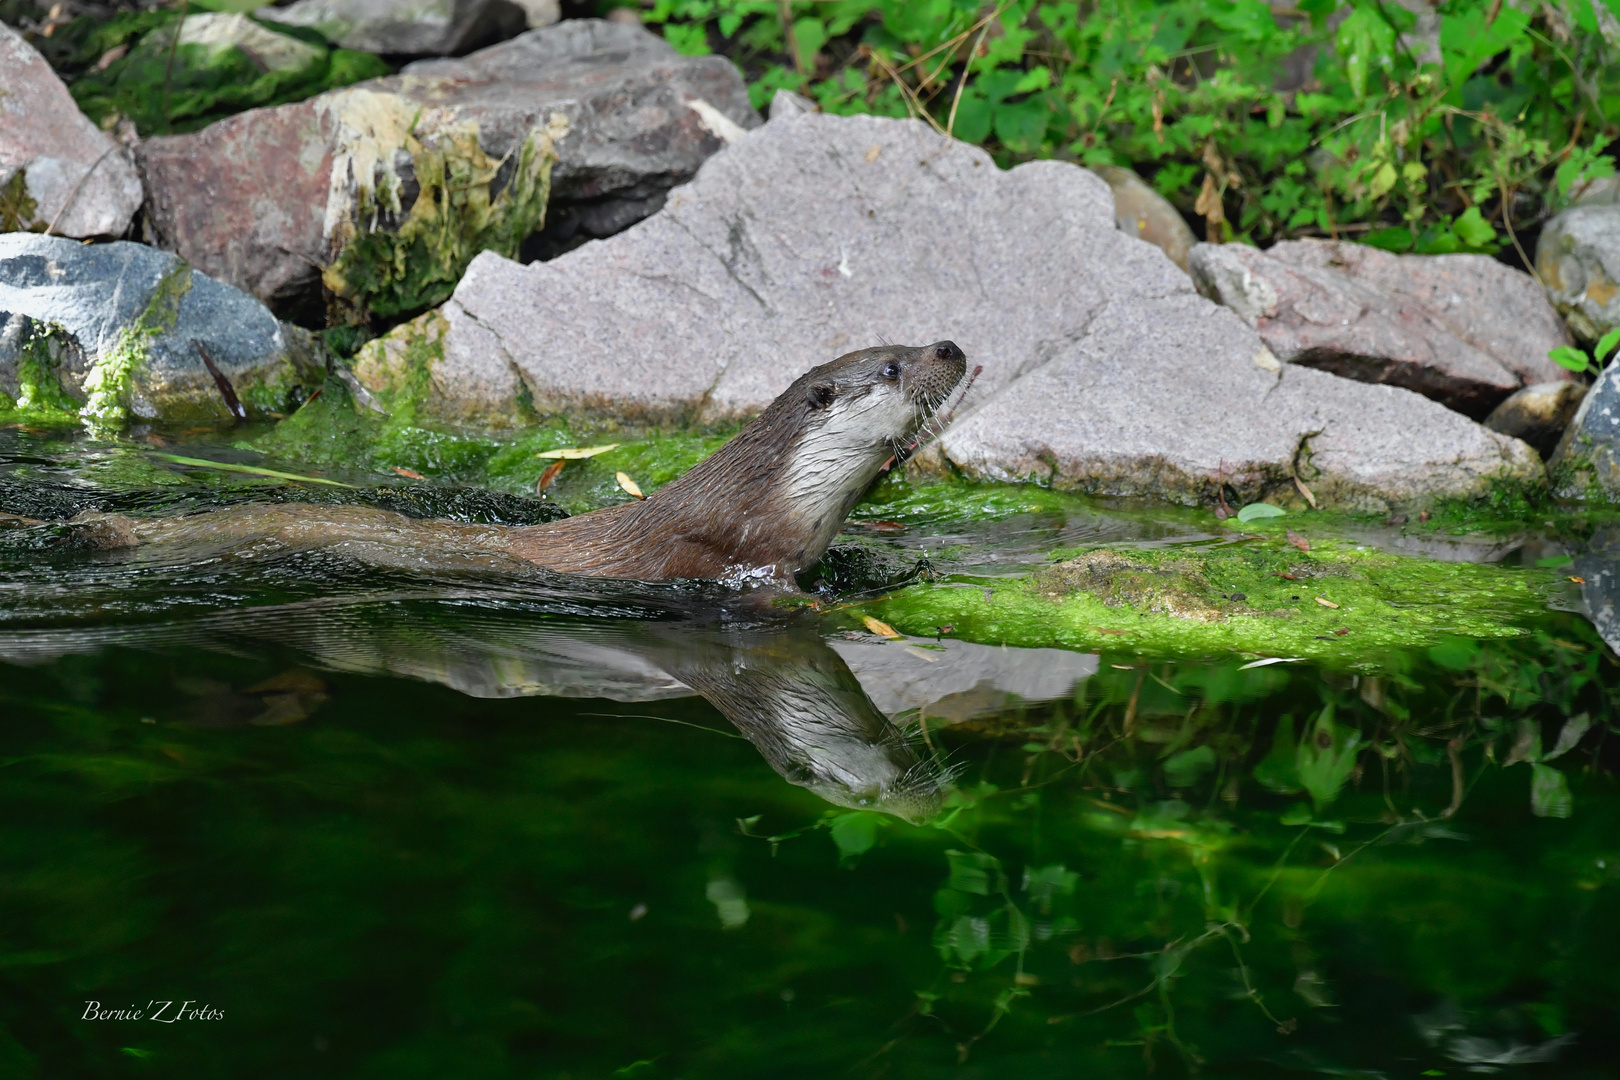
[[933, 341, 964, 363]]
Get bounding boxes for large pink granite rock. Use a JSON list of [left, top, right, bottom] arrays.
[[1189, 239, 1573, 419]]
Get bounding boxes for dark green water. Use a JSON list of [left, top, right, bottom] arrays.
[[2, 428, 1618, 1078]]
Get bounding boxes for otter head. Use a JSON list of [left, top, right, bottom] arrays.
[[769, 341, 967, 565]]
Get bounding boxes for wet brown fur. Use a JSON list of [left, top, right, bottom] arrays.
[[506, 341, 966, 581]]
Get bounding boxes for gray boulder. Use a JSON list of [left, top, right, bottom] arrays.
[[359, 110, 1538, 510], [933, 293, 1539, 512], [829, 639, 1097, 722], [1537, 202, 1620, 343], [1484, 381, 1587, 460], [0, 235, 324, 426], [1549, 358, 1620, 494], [1189, 239, 1572, 419], [1091, 165, 1196, 271], [136, 19, 760, 320], [0, 22, 143, 240], [1576, 526, 1620, 653], [256, 0, 529, 56]]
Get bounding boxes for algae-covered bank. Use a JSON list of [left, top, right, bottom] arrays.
[[2, 404, 1620, 1078]]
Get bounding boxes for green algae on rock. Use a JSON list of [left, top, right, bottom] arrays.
[[79, 262, 193, 432], [250, 369, 738, 514], [0, 317, 82, 426], [319, 93, 567, 322], [66, 11, 390, 136], [1, 235, 326, 431], [846, 538, 1567, 663]]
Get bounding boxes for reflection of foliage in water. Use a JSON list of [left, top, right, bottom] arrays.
[[784, 626, 1618, 1072]]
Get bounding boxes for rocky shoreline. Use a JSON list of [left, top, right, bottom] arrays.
[[5, 10, 1620, 510]]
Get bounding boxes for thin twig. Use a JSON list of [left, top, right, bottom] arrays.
[[161, 0, 191, 134], [948, 21, 993, 136], [44, 144, 119, 237]]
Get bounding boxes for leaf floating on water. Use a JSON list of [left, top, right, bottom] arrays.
[[1236, 502, 1285, 523], [392, 466, 425, 480], [1286, 529, 1310, 552], [616, 471, 644, 499], [1315, 596, 1339, 609], [537, 459, 566, 493], [862, 615, 902, 639], [535, 443, 620, 460], [152, 454, 355, 488]]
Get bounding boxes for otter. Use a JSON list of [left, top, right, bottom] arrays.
[[72, 341, 968, 585], [506, 340, 967, 583]]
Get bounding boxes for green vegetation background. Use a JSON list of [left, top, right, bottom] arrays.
[[633, 0, 1620, 260]]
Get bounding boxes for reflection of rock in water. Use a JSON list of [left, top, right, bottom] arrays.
[[657, 629, 945, 823], [1577, 526, 1620, 651], [829, 639, 1097, 722]]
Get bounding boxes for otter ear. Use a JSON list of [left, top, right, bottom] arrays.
[[807, 384, 836, 410]]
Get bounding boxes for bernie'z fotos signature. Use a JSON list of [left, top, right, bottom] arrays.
[[82, 1001, 223, 1023]]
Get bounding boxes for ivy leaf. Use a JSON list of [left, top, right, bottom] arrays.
[[950, 87, 992, 143], [791, 16, 826, 73], [993, 98, 1050, 153], [1012, 65, 1052, 95], [1451, 206, 1498, 248]]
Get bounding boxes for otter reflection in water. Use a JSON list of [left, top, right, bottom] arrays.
[[83, 341, 969, 588]]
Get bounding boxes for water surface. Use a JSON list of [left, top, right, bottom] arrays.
[[1, 425, 1616, 1078]]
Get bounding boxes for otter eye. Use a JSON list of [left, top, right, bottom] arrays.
[[808, 385, 836, 410], [880, 361, 901, 380]]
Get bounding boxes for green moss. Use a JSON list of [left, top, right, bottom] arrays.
[[13, 322, 80, 413], [0, 170, 41, 233], [322, 111, 565, 322], [65, 13, 390, 135], [79, 262, 192, 433], [846, 537, 1566, 664], [246, 371, 740, 508]]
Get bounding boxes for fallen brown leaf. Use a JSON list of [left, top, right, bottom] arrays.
[[616, 471, 644, 499], [862, 615, 902, 639], [1286, 529, 1310, 552], [1315, 596, 1339, 609], [537, 459, 566, 493], [1293, 476, 1318, 509]]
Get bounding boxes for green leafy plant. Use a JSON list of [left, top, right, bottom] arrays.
[[1550, 325, 1620, 376], [624, 0, 1620, 250]]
